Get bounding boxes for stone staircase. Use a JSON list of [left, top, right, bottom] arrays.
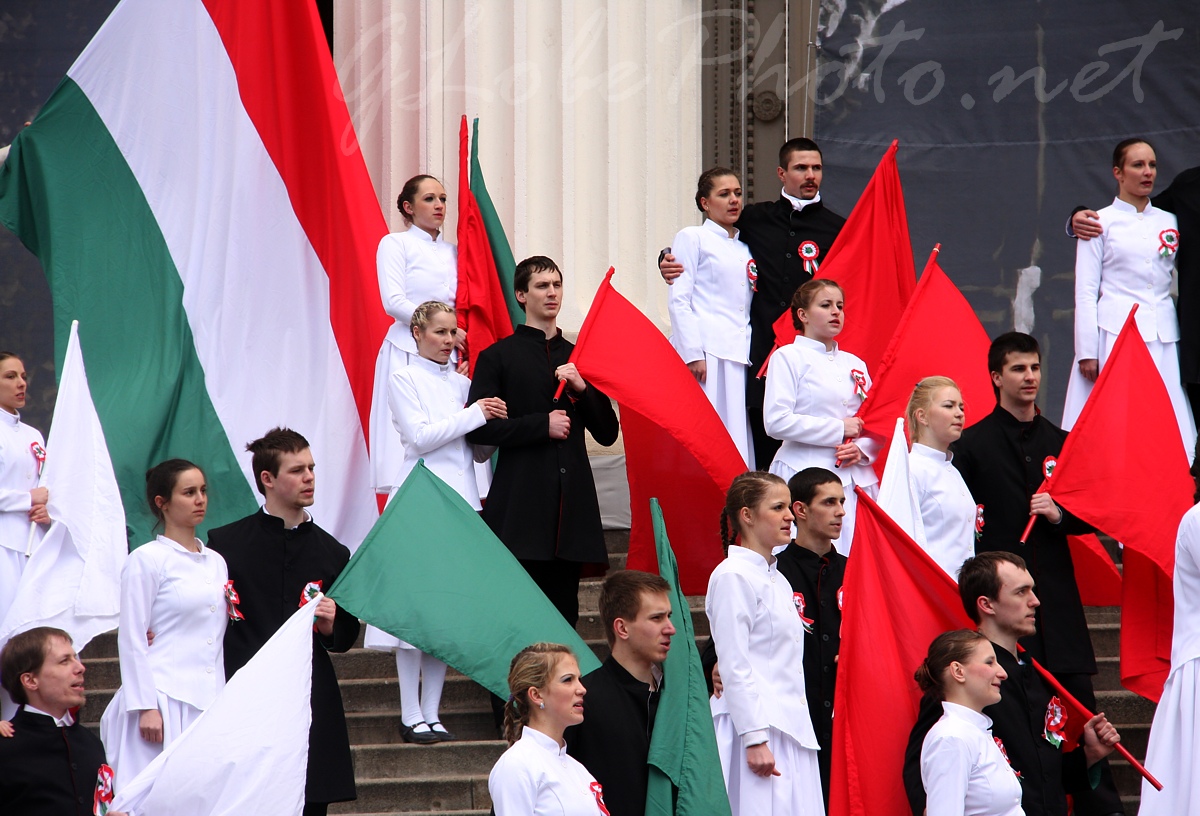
[[76, 530, 1152, 814]]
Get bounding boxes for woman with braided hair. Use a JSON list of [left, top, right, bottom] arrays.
[[705, 471, 823, 816]]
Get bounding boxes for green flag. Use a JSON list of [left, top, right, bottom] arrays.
[[645, 500, 733, 816], [328, 461, 599, 697], [469, 118, 523, 327]]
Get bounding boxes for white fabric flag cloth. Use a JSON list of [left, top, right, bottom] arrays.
[[0, 320, 126, 652], [876, 417, 927, 547], [111, 597, 318, 816]]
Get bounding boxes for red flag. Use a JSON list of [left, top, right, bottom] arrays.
[[1067, 534, 1121, 607], [569, 269, 746, 595], [830, 488, 973, 816], [856, 247, 994, 475], [763, 140, 915, 375], [1046, 306, 1191, 702], [456, 115, 514, 370]]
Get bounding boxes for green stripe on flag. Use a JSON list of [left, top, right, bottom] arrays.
[[0, 78, 258, 547], [470, 118, 523, 328]]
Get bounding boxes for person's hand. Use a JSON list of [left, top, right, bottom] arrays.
[[1072, 209, 1103, 240], [835, 441, 864, 467], [146, 629, 156, 647], [314, 597, 337, 636], [549, 410, 571, 440], [0, 720, 13, 738], [687, 360, 707, 384], [711, 661, 723, 698], [659, 252, 684, 284], [30, 487, 48, 506], [454, 328, 468, 353], [746, 743, 781, 777], [842, 417, 863, 438], [554, 363, 587, 393], [1081, 712, 1120, 766], [1030, 492, 1063, 524], [456, 359, 470, 376], [475, 397, 508, 420], [28, 504, 50, 525], [139, 709, 164, 743], [1079, 358, 1099, 382]]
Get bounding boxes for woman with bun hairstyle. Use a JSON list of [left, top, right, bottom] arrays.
[[487, 642, 609, 816], [706, 471, 823, 816], [916, 629, 1023, 816], [763, 279, 879, 554], [100, 459, 229, 790], [667, 167, 755, 466]]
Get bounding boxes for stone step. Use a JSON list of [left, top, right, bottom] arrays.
[[327, 776, 491, 814], [347, 711, 500, 745], [351, 741, 505, 779]]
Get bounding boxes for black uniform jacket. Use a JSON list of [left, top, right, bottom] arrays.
[[1153, 166, 1200, 383], [903, 642, 1091, 816], [564, 657, 662, 816], [467, 324, 619, 563], [952, 405, 1096, 674], [0, 707, 108, 816], [209, 510, 361, 804]]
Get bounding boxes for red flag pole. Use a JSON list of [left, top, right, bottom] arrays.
[[1025, 652, 1163, 790], [1019, 509, 1039, 544]]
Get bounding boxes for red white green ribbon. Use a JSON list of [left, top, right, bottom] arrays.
[[1042, 456, 1056, 480], [746, 259, 759, 292], [94, 763, 114, 815], [590, 781, 611, 815], [975, 504, 985, 542], [793, 592, 816, 635], [1043, 695, 1066, 748], [224, 580, 245, 622], [994, 737, 1022, 778], [1160, 228, 1180, 258], [850, 369, 868, 400], [799, 240, 821, 274], [30, 441, 46, 477], [301, 580, 323, 631]]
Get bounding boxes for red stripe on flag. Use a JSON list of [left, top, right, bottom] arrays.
[[201, 0, 390, 438]]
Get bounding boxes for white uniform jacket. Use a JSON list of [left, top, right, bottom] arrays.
[[706, 545, 819, 750], [909, 443, 977, 579], [921, 702, 1024, 816], [763, 335, 879, 487], [387, 355, 487, 507], [0, 410, 44, 552], [488, 726, 609, 816], [377, 225, 458, 354], [667, 218, 753, 365]]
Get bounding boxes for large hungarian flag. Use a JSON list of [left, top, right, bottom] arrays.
[[456, 115, 515, 370], [764, 140, 915, 374], [0, 0, 386, 548], [569, 269, 746, 595], [1045, 307, 1192, 702], [469, 118, 523, 328]]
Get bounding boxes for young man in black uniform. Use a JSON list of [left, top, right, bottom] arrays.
[[951, 333, 1124, 815], [661, 139, 846, 466], [565, 570, 676, 816], [903, 552, 1121, 816], [208, 428, 361, 816]]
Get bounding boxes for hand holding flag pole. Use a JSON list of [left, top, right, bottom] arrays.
[[1019, 454, 1060, 544]]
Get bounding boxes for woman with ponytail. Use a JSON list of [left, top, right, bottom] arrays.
[[487, 643, 609, 815], [706, 471, 823, 816]]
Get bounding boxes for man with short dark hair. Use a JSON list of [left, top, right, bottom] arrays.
[[208, 427, 361, 816], [564, 570, 675, 816], [903, 553, 1121, 816], [0, 627, 129, 816]]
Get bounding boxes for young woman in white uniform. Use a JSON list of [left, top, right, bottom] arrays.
[[369, 174, 463, 494], [365, 301, 506, 744], [488, 642, 610, 816], [1063, 138, 1196, 458], [0, 352, 50, 721], [917, 629, 1024, 816], [906, 377, 977, 579], [764, 280, 879, 553], [100, 460, 228, 790], [706, 471, 824, 816], [668, 167, 755, 466]]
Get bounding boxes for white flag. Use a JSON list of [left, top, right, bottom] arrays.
[[0, 321, 126, 651], [111, 597, 317, 815], [876, 417, 927, 547]]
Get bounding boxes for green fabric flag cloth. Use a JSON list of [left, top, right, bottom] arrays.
[[469, 118, 523, 327], [645, 499, 732, 816], [327, 461, 598, 698]]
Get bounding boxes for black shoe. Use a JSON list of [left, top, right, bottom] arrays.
[[400, 721, 441, 744], [428, 721, 457, 741]]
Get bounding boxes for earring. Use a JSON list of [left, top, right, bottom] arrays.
[[538, 702, 545, 710]]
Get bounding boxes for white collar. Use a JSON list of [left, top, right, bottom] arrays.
[[406, 223, 442, 243], [412, 354, 455, 375], [941, 700, 993, 731], [1, 408, 20, 428], [792, 334, 838, 354], [261, 506, 313, 529], [781, 189, 822, 212], [1110, 196, 1155, 216], [726, 543, 777, 571], [701, 217, 740, 241], [522, 723, 568, 756], [155, 533, 209, 555], [911, 442, 953, 464], [24, 704, 75, 727]]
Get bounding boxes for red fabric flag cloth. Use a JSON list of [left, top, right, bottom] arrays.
[[568, 269, 747, 595], [1067, 534, 1121, 607], [763, 139, 915, 375], [455, 115, 513, 371], [856, 248, 994, 476], [830, 488, 973, 816], [1046, 306, 1192, 702]]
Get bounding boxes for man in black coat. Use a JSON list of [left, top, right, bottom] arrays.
[[952, 333, 1124, 815], [565, 570, 676, 816], [467, 256, 620, 628], [0, 627, 127, 816], [208, 427, 361, 816], [903, 552, 1120, 816], [660, 138, 845, 467]]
